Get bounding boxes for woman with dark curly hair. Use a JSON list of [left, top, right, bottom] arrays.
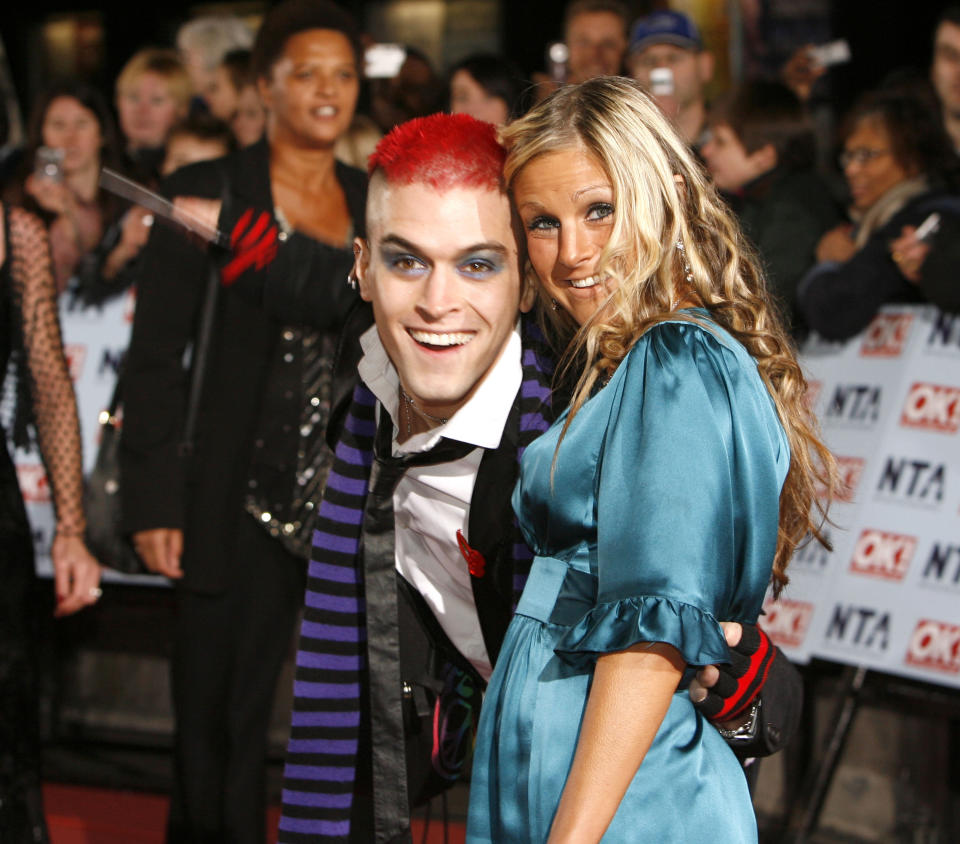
[[798, 86, 960, 339]]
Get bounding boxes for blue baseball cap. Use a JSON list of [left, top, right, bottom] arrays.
[[629, 10, 702, 54]]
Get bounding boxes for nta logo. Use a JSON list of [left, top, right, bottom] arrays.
[[876, 457, 945, 504], [922, 543, 960, 587], [826, 384, 882, 424], [825, 604, 890, 650]]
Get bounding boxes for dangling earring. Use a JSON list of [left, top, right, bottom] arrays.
[[348, 244, 361, 289], [675, 239, 694, 283], [551, 299, 560, 311]]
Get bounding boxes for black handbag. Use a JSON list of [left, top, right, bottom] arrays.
[[84, 379, 144, 573], [85, 261, 222, 575]]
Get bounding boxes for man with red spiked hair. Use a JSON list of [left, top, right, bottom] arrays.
[[276, 113, 799, 843]]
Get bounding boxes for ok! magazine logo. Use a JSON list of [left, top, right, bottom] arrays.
[[805, 380, 822, 413], [762, 597, 813, 650], [900, 382, 960, 433], [849, 529, 916, 581], [63, 343, 87, 382], [17, 463, 51, 504], [860, 312, 912, 357], [816, 456, 865, 503], [905, 619, 960, 674]]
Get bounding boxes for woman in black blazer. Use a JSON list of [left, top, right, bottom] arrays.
[[120, 2, 367, 841]]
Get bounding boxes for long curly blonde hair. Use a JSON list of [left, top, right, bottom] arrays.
[[500, 76, 836, 594]]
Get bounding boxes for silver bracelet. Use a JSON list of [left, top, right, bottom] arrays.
[[716, 699, 761, 742]]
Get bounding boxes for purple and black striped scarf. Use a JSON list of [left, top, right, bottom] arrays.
[[278, 316, 556, 842]]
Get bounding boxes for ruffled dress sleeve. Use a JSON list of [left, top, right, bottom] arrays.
[[554, 319, 789, 668]]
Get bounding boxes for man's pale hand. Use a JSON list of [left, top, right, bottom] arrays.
[[690, 621, 776, 731], [690, 622, 743, 729]]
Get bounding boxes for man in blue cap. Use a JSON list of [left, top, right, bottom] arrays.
[[627, 9, 715, 147]]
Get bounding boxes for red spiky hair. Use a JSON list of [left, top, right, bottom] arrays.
[[367, 113, 506, 192]]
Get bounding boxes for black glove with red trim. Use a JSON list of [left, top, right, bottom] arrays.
[[695, 623, 775, 722]]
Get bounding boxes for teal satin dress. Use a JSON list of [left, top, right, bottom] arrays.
[[467, 314, 790, 843]]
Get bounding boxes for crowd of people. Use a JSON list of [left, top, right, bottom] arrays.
[[1, 0, 959, 842]]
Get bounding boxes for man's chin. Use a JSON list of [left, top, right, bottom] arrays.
[[403, 383, 469, 418]]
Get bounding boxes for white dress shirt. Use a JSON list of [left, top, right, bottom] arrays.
[[357, 324, 523, 681]]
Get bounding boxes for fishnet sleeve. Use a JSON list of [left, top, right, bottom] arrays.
[[8, 206, 86, 536]]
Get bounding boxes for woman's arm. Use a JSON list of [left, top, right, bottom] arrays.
[[7, 205, 101, 614], [548, 642, 684, 843]]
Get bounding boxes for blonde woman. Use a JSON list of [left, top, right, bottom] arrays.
[[467, 77, 834, 843], [115, 48, 191, 183]]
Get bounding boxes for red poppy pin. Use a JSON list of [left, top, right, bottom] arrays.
[[456, 530, 486, 578]]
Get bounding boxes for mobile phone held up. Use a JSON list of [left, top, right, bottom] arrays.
[[649, 67, 674, 97], [365, 44, 406, 79], [914, 212, 941, 243], [546, 42, 569, 85], [809, 39, 851, 69], [35, 146, 64, 182]]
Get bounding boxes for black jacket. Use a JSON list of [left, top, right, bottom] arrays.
[[726, 166, 840, 337], [798, 189, 960, 340], [119, 139, 367, 592]]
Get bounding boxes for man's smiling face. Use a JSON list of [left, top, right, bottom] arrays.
[[356, 174, 532, 422]]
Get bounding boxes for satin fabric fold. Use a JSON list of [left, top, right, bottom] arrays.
[[468, 313, 789, 843]]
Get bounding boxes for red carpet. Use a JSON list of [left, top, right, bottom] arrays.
[[43, 783, 466, 843]]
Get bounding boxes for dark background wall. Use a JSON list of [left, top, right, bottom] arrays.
[[4, 0, 953, 113]]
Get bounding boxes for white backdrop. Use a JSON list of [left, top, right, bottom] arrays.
[[765, 305, 960, 689], [11, 287, 162, 586], [11, 301, 960, 674]]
